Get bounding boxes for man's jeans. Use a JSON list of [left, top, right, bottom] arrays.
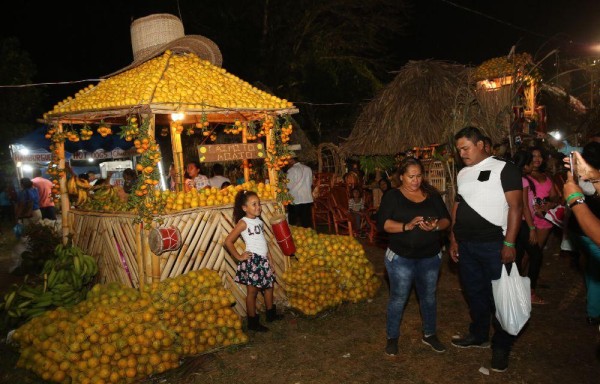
[[458, 240, 516, 350], [385, 249, 441, 339]]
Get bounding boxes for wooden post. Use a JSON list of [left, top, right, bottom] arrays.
[[265, 120, 278, 190], [57, 123, 70, 244], [242, 122, 250, 182], [170, 121, 184, 192]]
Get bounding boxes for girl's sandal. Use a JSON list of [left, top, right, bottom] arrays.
[[531, 294, 547, 305]]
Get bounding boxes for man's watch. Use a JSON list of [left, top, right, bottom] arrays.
[[569, 197, 586, 209]]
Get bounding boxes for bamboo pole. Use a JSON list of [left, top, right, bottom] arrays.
[[57, 123, 70, 244], [136, 223, 144, 291], [192, 212, 220, 270], [266, 121, 278, 188], [112, 219, 138, 285], [141, 226, 153, 284], [197, 214, 220, 270], [170, 120, 184, 192], [172, 211, 207, 276], [100, 224, 128, 286], [212, 245, 227, 273], [146, 114, 155, 138], [151, 250, 161, 283], [225, 275, 247, 316], [242, 123, 249, 182]]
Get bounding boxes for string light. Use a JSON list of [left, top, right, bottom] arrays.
[[0, 78, 103, 88]]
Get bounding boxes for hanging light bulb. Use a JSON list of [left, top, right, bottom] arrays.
[[171, 113, 185, 121]]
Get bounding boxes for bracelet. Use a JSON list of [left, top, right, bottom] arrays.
[[529, 225, 535, 230], [402, 223, 406, 232], [568, 197, 586, 209], [503, 240, 516, 248], [565, 192, 584, 204]]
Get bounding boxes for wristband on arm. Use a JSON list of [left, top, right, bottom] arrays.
[[503, 240, 515, 248], [565, 192, 584, 204]]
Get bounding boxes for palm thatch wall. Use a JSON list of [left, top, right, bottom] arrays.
[[341, 60, 472, 156]]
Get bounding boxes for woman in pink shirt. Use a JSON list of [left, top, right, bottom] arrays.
[[528, 147, 559, 250], [515, 151, 546, 304]]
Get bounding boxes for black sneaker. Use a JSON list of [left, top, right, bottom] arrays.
[[385, 338, 398, 356], [422, 334, 446, 353], [491, 349, 509, 372], [451, 334, 490, 349]]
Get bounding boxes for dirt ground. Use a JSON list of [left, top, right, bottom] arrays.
[[1, 222, 599, 384]]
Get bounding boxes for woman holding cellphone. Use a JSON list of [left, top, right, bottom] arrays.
[[377, 157, 451, 356]]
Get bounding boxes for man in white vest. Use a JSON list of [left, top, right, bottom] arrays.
[[286, 154, 313, 228], [449, 126, 523, 373]]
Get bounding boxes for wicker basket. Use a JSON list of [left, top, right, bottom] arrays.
[[105, 13, 223, 77], [131, 14, 185, 62]]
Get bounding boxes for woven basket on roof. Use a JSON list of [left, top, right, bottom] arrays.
[[106, 13, 222, 78], [131, 14, 185, 62]]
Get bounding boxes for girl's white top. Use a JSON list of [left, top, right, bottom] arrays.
[[240, 216, 268, 256]]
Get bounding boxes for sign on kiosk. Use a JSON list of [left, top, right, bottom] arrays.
[[13, 152, 53, 163], [197, 143, 265, 163], [72, 148, 137, 161]]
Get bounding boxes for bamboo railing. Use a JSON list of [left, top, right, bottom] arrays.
[[69, 201, 291, 316]]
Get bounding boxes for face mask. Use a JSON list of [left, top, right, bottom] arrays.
[[579, 179, 596, 196]]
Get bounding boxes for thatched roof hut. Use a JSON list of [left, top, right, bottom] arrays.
[[341, 60, 470, 156], [289, 120, 317, 163]]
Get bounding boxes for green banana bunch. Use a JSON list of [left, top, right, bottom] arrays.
[[1, 243, 99, 325]]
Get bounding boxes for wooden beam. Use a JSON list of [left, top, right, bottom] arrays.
[[57, 123, 70, 244], [170, 121, 184, 192]]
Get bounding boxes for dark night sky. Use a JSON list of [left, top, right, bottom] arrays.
[[2, 0, 600, 110]]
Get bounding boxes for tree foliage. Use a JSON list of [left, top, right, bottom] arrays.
[[186, 0, 411, 144]]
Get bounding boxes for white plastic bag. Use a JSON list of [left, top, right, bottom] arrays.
[[492, 262, 531, 336]]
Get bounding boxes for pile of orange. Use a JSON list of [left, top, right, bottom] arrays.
[[12, 269, 247, 384], [163, 180, 275, 211], [282, 227, 381, 315]]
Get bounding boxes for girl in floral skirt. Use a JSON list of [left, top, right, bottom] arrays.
[[224, 190, 282, 332]]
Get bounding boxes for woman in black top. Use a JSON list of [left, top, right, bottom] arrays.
[[377, 157, 451, 356]]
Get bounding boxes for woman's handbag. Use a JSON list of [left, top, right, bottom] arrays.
[[16, 193, 34, 219]]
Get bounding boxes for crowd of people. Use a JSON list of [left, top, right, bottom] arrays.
[[372, 126, 600, 373]]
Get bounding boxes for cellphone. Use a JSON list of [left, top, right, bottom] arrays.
[[424, 216, 438, 225], [569, 151, 577, 178]]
